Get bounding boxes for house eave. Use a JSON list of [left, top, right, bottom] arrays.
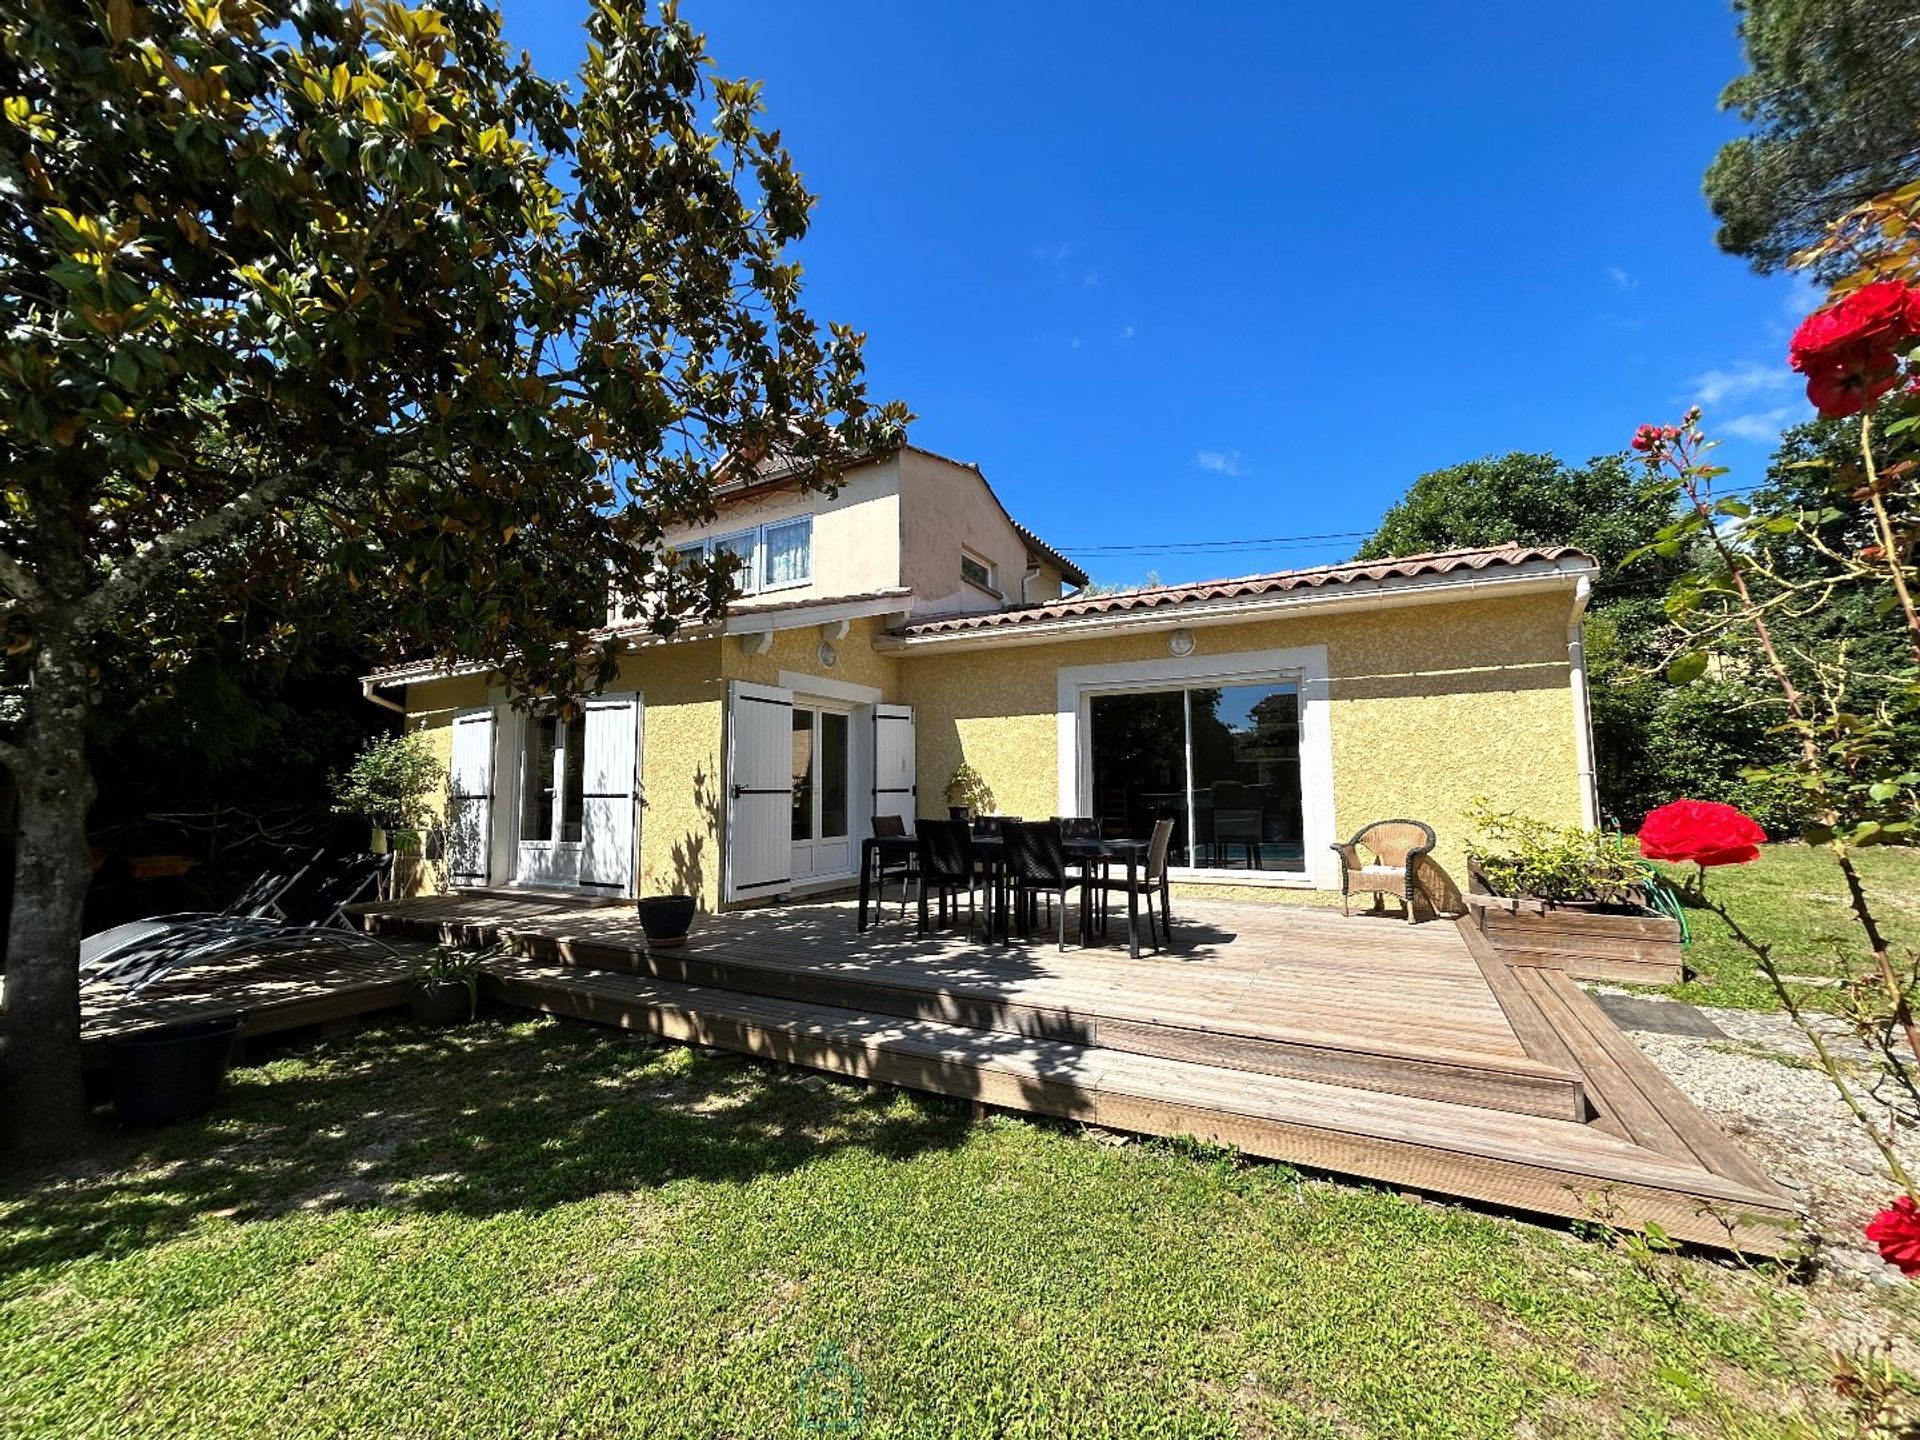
[[873, 557, 1599, 655], [361, 589, 913, 692]]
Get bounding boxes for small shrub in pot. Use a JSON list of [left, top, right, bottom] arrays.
[[1465, 802, 1645, 907], [412, 948, 479, 1025]]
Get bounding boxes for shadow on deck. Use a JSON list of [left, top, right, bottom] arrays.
[[348, 890, 1798, 1254]]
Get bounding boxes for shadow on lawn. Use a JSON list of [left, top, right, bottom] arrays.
[[0, 1014, 976, 1276]]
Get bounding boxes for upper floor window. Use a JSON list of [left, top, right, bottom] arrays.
[[960, 548, 998, 594], [712, 530, 759, 592], [763, 517, 812, 589], [676, 516, 812, 597]]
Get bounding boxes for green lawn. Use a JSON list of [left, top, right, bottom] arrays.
[[1648, 843, 1920, 1013], [2, 1019, 1907, 1439]]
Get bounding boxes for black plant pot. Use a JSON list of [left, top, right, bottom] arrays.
[[108, 1015, 240, 1127], [412, 979, 473, 1026], [637, 894, 696, 948], [948, 805, 973, 822]]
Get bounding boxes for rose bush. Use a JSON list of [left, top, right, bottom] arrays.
[[1637, 798, 1768, 868], [1787, 279, 1920, 417], [1866, 1196, 1920, 1278]]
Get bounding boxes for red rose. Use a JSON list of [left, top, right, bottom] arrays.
[[1631, 423, 1663, 452], [1789, 282, 1920, 418], [1866, 1195, 1920, 1277], [1637, 798, 1767, 867], [1801, 346, 1903, 418]]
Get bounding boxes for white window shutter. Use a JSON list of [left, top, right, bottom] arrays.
[[446, 708, 496, 888], [579, 694, 642, 896], [724, 680, 794, 901], [872, 703, 916, 831]]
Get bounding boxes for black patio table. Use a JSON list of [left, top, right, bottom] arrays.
[[857, 832, 1156, 956]]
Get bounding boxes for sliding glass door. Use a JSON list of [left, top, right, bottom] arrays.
[[1089, 681, 1305, 873]]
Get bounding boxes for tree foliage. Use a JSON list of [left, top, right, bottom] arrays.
[[0, 0, 906, 1149], [1356, 452, 1741, 827], [1704, 0, 1920, 275], [331, 731, 444, 834], [1355, 452, 1676, 599]]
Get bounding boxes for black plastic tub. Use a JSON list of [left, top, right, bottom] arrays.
[[108, 1015, 240, 1127]]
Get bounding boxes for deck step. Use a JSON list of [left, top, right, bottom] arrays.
[[482, 958, 1796, 1255], [483, 921, 1590, 1122]]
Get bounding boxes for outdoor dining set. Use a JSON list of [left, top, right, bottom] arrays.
[[854, 814, 1176, 958]]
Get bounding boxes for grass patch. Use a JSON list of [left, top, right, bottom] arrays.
[[1647, 843, 1920, 1013], [0, 1019, 1895, 1437]]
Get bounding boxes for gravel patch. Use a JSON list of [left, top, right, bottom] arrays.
[[1595, 986, 1915, 1288]]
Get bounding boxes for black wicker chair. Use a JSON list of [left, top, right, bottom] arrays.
[[915, 819, 982, 939]]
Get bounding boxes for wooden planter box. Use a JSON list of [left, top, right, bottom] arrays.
[[1466, 872, 1685, 985]]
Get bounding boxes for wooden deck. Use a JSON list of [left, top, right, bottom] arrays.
[[361, 891, 1798, 1253], [68, 937, 420, 1070]]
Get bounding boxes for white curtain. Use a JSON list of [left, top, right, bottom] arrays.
[[763, 518, 811, 587]]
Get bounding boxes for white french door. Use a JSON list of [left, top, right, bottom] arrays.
[[515, 711, 585, 887], [789, 703, 853, 881]]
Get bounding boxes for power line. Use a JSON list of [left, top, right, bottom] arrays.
[[1057, 484, 1782, 558], [1060, 530, 1372, 555]]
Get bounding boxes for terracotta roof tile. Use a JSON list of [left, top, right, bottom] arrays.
[[891, 544, 1595, 637]]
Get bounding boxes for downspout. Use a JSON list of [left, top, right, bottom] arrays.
[[1566, 575, 1599, 828], [360, 678, 407, 717]]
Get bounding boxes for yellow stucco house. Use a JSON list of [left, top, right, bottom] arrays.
[[365, 445, 1600, 912]]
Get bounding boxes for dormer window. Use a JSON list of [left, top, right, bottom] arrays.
[[961, 548, 998, 595]]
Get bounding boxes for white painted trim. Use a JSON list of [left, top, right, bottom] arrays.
[[877, 559, 1598, 655], [723, 590, 912, 636], [363, 590, 911, 690], [1054, 644, 1338, 890], [778, 670, 884, 706]]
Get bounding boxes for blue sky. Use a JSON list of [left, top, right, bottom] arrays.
[[501, 1, 1819, 588]]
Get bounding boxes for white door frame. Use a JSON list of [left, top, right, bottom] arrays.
[[788, 698, 857, 883], [778, 670, 882, 890], [1054, 644, 1336, 890], [486, 691, 644, 895]]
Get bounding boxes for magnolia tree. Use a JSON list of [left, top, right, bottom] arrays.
[[1629, 263, 1920, 1280], [0, 1, 907, 1150]]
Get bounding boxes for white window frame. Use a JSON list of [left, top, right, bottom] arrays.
[[669, 516, 812, 597], [1054, 644, 1336, 890], [760, 515, 813, 593], [711, 528, 760, 594], [960, 547, 998, 596]]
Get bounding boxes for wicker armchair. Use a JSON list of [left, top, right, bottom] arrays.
[[1331, 819, 1436, 923]]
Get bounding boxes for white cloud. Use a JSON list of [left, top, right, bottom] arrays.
[[1194, 449, 1246, 476], [1691, 361, 1794, 407], [1606, 265, 1637, 290], [1030, 241, 1071, 267], [1118, 324, 1136, 341], [1719, 405, 1798, 443]]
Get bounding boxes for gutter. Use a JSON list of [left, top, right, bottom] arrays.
[[1566, 575, 1599, 828], [360, 678, 408, 716]]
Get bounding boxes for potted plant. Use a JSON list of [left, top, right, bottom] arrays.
[[412, 948, 480, 1025], [108, 1014, 242, 1127], [943, 760, 994, 822], [637, 894, 697, 948], [1464, 802, 1685, 984], [332, 732, 446, 864]]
